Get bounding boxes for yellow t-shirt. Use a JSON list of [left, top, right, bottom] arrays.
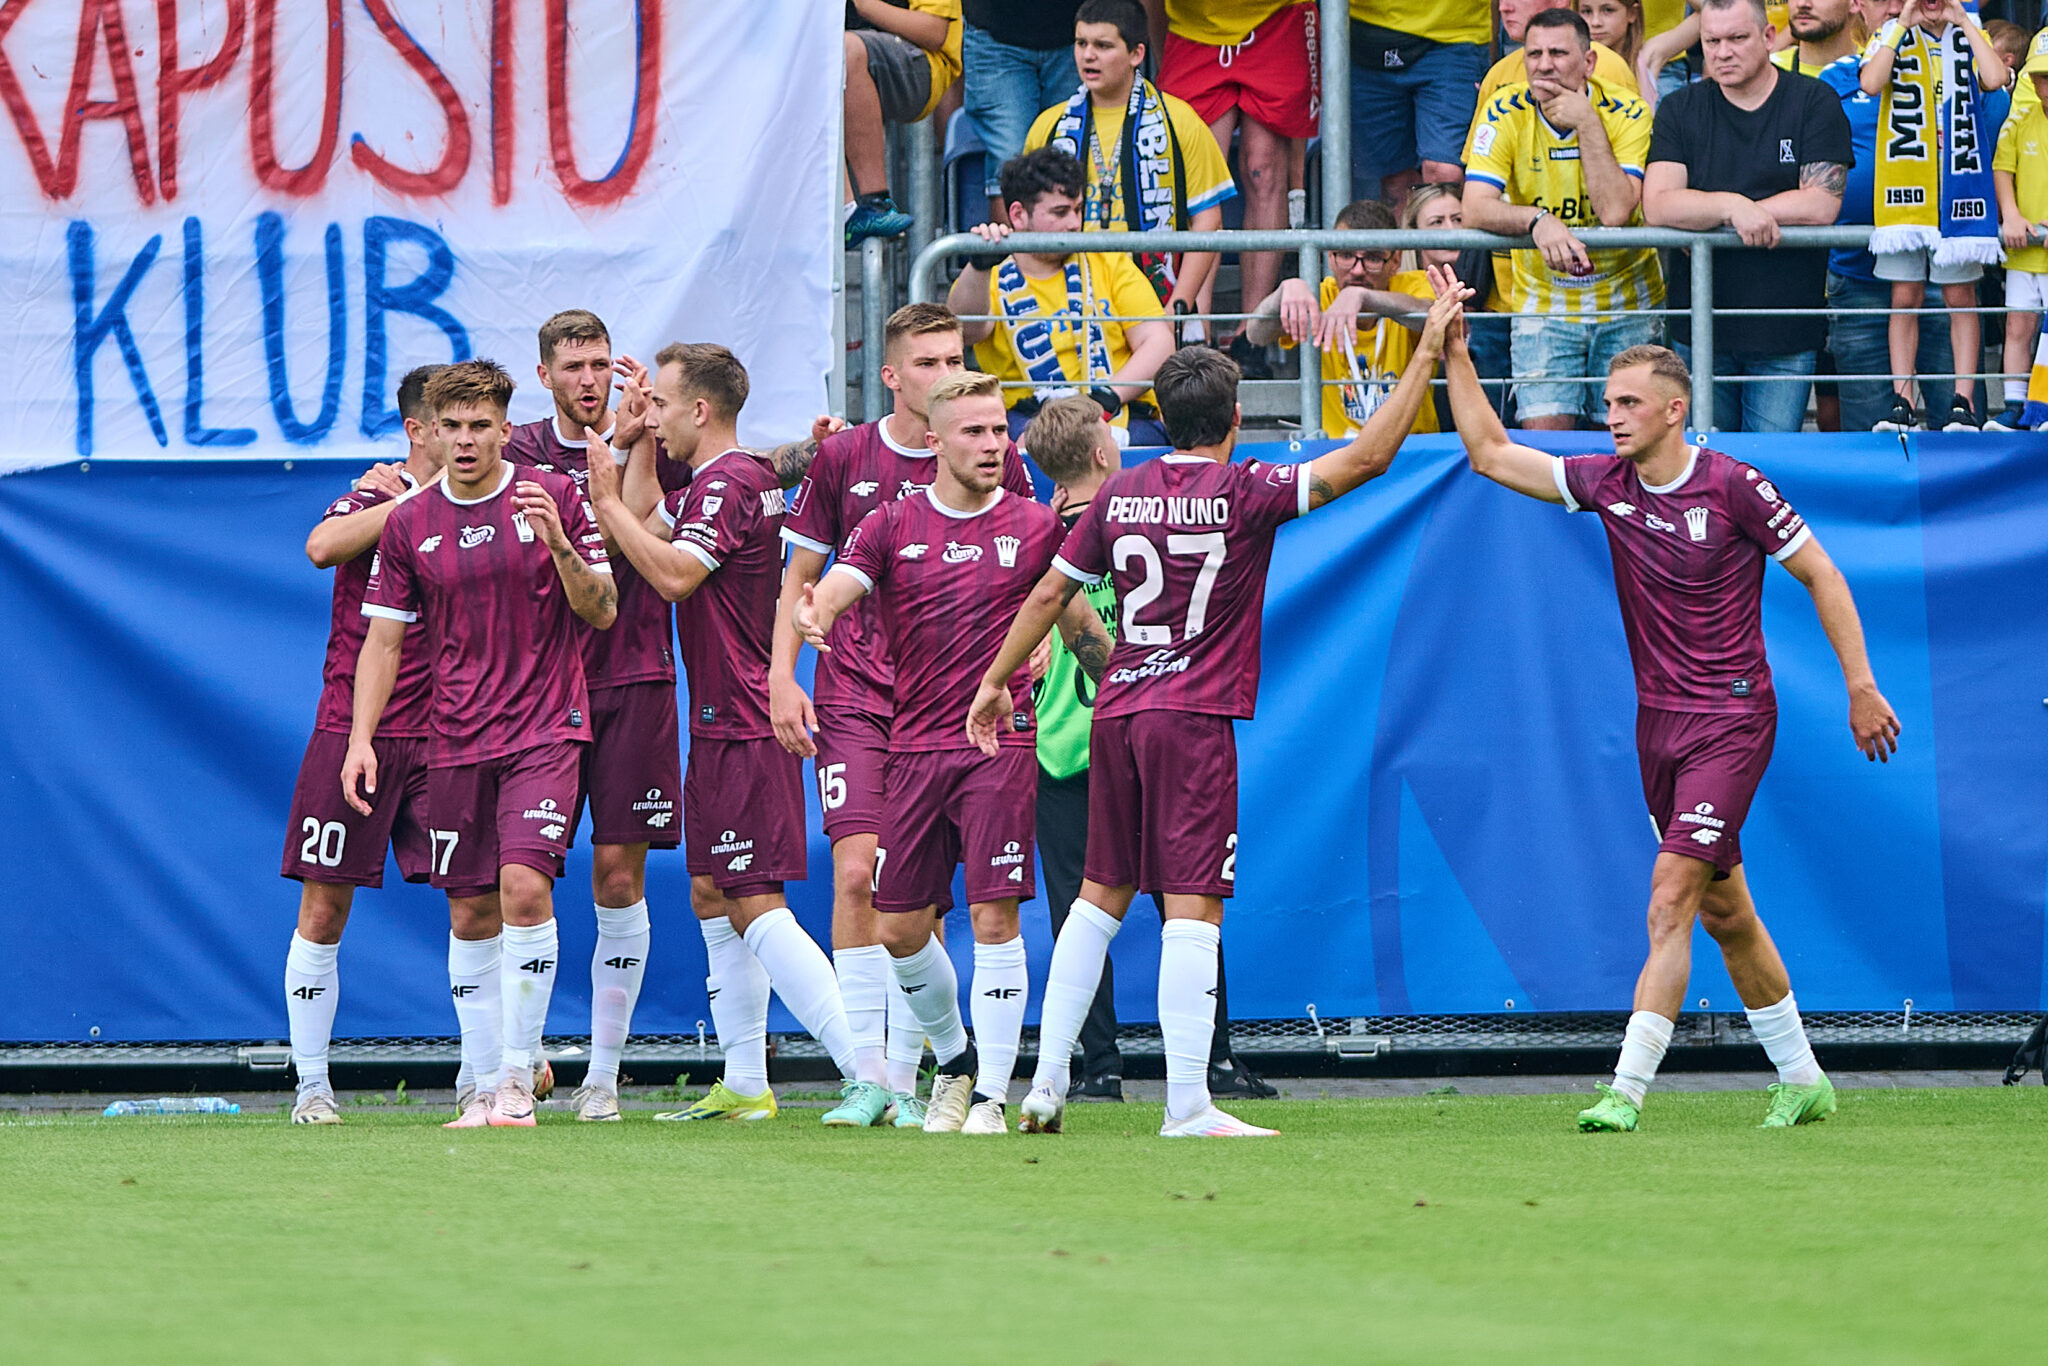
[[972, 252, 1166, 422], [1464, 77, 1665, 320], [908, 0, 963, 121], [1165, 0, 1291, 47], [1277, 273, 1441, 439], [1770, 45, 1836, 79], [1025, 89, 1237, 231], [1348, 1, 1489, 47], [1994, 105, 2048, 274], [1476, 41, 1641, 106], [1642, 0, 1688, 41]]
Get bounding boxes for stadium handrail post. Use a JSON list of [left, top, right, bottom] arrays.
[[863, 237, 891, 423], [1319, 0, 1350, 225]]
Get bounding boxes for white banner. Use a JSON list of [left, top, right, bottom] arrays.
[[0, 0, 839, 474]]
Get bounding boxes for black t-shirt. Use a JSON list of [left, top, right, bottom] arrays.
[[1646, 70, 1854, 355], [962, 0, 1082, 50]]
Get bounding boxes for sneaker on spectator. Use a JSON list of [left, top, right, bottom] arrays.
[[846, 193, 914, 247], [1209, 1055, 1279, 1100], [1227, 333, 1273, 381], [1941, 396, 1982, 432], [1068, 1072, 1125, 1103], [1983, 401, 2027, 432], [1872, 395, 1921, 432]]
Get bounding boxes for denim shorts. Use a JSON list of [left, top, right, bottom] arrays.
[[1509, 312, 1665, 421], [1349, 40, 1486, 183]]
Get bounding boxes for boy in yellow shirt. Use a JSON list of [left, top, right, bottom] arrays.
[[1990, 44, 2048, 430], [845, 0, 962, 246]]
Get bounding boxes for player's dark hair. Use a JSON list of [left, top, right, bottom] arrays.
[[396, 364, 447, 427], [538, 309, 610, 364], [1609, 344, 1691, 399], [1021, 395, 1109, 483], [656, 341, 749, 420], [999, 147, 1086, 212], [1075, 0, 1147, 51], [1153, 347, 1240, 450], [424, 359, 516, 417], [1525, 7, 1592, 49], [1333, 198, 1396, 232], [884, 302, 963, 362]]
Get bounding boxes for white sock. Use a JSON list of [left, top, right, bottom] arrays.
[[448, 933, 502, 1098], [284, 933, 341, 1093], [1031, 900, 1120, 1096], [744, 907, 863, 1080], [586, 899, 650, 1092], [499, 919, 559, 1085], [835, 945, 891, 1084], [1747, 992, 1822, 1086], [885, 956, 929, 1092], [700, 916, 771, 1096], [1611, 1010, 1675, 1107], [1158, 920, 1221, 1123], [888, 932, 969, 1067], [970, 936, 1029, 1104], [2006, 377, 2028, 404]]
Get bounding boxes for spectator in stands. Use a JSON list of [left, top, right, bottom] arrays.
[[1348, 1, 1489, 210], [1861, 1, 2009, 431], [962, 1, 1082, 223], [846, 0, 964, 245], [1580, 0, 1650, 72], [1242, 199, 1442, 438], [1481, 0, 1643, 101], [1024, 0, 1237, 326], [1151, 0, 1320, 375], [949, 148, 1176, 444], [1991, 42, 2048, 429], [1638, 2, 1704, 105], [1465, 8, 1665, 430], [1644, 0, 1852, 431]]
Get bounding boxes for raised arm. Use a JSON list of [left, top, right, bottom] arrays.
[[512, 481, 617, 628], [966, 566, 1084, 754], [340, 615, 405, 816], [759, 416, 849, 490], [1778, 536, 1901, 762], [305, 466, 439, 567], [1437, 265, 1566, 503], [771, 543, 831, 756]]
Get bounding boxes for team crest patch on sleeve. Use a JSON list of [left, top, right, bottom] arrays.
[[1473, 124, 1497, 157]]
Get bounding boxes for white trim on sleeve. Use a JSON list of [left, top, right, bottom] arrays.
[[677, 541, 720, 572], [781, 527, 833, 554], [1771, 525, 1812, 562], [1296, 462, 1312, 517], [656, 502, 678, 529], [1052, 554, 1101, 586], [361, 604, 418, 623], [1551, 457, 1581, 511], [828, 562, 875, 592]]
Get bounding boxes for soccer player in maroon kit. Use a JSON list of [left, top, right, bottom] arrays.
[[1436, 260, 1902, 1132], [277, 364, 447, 1125], [345, 360, 618, 1129], [971, 284, 1474, 1138], [772, 303, 1037, 1123], [503, 309, 678, 1122], [797, 370, 1110, 1134], [583, 343, 896, 1127]]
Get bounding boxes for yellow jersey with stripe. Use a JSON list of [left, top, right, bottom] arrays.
[[1276, 273, 1441, 439], [1464, 78, 1664, 321]]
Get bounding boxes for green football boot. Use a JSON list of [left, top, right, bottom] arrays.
[[821, 1079, 897, 1127], [652, 1080, 777, 1122], [1759, 1075, 1837, 1128], [892, 1092, 928, 1129], [1576, 1082, 1641, 1132]]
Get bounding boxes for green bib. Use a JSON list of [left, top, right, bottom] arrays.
[[1033, 570, 1118, 781]]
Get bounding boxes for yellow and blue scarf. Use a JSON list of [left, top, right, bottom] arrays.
[[1869, 11, 2003, 267], [996, 255, 1114, 395]]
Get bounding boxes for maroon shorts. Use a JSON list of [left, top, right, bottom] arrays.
[[685, 735, 809, 898], [280, 730, 432, 888], [1637, 706, 1777, 878], [1086, 710, 1239, 897], [579, 681, 682, 849], [426, 741, 584, 897], [814, 705, 890, 843], [873, 746, 1037, 913], [1161, 2, 1320, 139]]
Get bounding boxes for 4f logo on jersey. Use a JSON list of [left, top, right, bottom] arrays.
[[994, 535, 1020, 567], [850, 480, 879, 497], [451, 984, 479, 998], [941, 541, 983, 564], [645, 811, 673, 828], [459, 524, 495, 549], [727, 853, 755, 872], [1606, 502, 1636, 518], [982, 987, 1022, 999], [603, 956, 642, 970], [290, 985, 326, 1000], [519, 957, 557, 975], [899, 542, 929, 559], [417, 534, 443, 553]]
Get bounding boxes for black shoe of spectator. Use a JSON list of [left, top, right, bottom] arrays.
[[1227, 333, 1273, 381], [1208, 1055, 1278, 1099], [1871, 395, 1921, 433], [1941, 396, 1982, 432], [1068, 1072, 1125, 1102]]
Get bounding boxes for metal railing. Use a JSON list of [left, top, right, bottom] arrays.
[[906, 225, 1906, 432]]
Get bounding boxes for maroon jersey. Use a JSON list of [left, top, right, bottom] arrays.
[[313, 476, 433, 738], [782, 417, 1036, 716], [363, 462, 611, 766], [506, 417, 683, 689], [657, 449, 786, 740], [833, 486, 1062, 752], [1055, 454, 1308, 721], [1555, 446, 1810, 714]]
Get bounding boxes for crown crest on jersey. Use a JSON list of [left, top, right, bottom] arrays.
[[1684, 506, 1710, 543], [994, 535, 1020, 568]]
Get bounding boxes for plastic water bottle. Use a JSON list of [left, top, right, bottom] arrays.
[[101, 1097, 241, 1116]]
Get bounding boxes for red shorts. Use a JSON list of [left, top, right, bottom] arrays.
[[685, 735, 809, 897], [280, 730, 432, 888], [1086, 710, 1239, 897], [1160, 2, 1320, 139], [874, 746, 1037, 913], [426, 742, 584, 897], [814, 705, 890, 843], [1637, 707, 1777, 878], [579, 681, 682, 849]]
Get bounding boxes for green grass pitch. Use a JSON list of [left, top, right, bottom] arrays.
[[4, 1088, 2044, 1364]]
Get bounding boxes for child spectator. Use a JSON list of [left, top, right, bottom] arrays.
[[845, 0, 964, 245], [1990, 40, 2048, 429], [1580, 0, 1649, 71]]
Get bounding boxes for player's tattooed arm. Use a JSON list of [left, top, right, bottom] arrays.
[[515, 481, 619, 628], [760, 416, 848, 489], [1056, 590, 1112, 683]]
